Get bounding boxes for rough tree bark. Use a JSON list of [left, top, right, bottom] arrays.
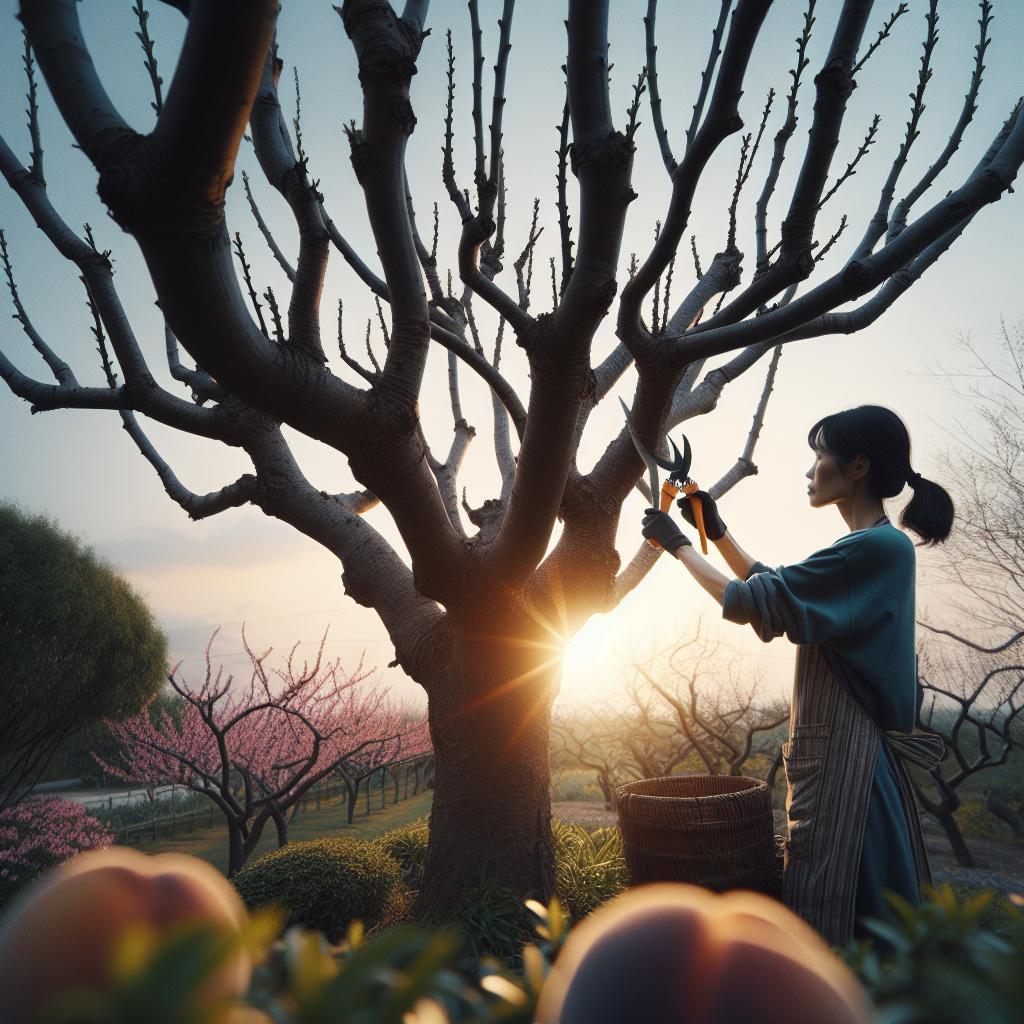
[[3, 0, 1023, 915]]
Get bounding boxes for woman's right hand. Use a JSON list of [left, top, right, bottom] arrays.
[[677, 490, 728, 541]]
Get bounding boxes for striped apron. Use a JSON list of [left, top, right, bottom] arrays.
[[782, 643, 943, 945]]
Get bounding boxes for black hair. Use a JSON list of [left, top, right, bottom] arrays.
[[807, 405, 954, 545]]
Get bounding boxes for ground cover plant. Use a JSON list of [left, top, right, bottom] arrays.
[[3, 843, 1021, 1023]]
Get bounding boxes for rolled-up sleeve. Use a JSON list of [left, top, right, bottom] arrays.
[[722, 549, 852, 644]]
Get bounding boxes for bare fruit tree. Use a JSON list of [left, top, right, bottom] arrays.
[[554, 630, 788, 806], [553, 703, 691, 810], [627, 629, 789, 778], [912, 319, 1024, 863], [914, 640, 1024, 866], [3, 0, 1023, 913]]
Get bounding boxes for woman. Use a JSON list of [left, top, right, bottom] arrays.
[[640, 405, 952, 945]]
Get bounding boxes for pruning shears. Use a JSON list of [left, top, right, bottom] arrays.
[[620, 398, 709, 554]]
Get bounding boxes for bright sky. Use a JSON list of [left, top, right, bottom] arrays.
[[1, 1, 1022, 710]]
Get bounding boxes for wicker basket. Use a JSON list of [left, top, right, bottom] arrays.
[[615, 774, 779, 895]]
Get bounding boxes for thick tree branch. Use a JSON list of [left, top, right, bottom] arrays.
[[702, 0, 874, 331], [617, 0, 772, 344], [644, 0, 675, 175], [340, 0, 431, 403]]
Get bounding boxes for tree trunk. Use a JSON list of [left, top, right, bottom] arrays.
[[226, 819, 247, 878], [414, 630, 557, 921], [765, 749, 783, 795], [343, 776, 357, 825], [271, 805, 289, 847], [929, 804, 975, 868], [914, 776, 975, 867]]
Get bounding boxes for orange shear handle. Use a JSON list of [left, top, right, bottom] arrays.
[[682, 481, 709, 554]]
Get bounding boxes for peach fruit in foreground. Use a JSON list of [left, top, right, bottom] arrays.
[[536, 883, 873, 1024], [0, 846, 251, 1023]]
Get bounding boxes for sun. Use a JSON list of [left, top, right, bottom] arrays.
[[557, 614, 627, 707]]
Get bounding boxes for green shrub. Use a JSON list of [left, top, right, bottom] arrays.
[[373, 818, 429, 891], [233, 837, 404, 943], [845, 883, 1024, 1023], [955, 799, 1016, 841], [552, 821, 628, 920]]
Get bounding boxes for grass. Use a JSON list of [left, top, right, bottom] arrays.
[[126, 789, 434, 875]]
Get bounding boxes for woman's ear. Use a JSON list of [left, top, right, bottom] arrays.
[[849, 454, 870, 481]]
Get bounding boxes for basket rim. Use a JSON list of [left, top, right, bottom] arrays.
[[615, 774, 769, 801]]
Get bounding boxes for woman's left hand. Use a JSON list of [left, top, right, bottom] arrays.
[[641, 509, 691, 553]]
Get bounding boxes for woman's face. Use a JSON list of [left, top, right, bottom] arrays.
[[805, 429, 862, 507]]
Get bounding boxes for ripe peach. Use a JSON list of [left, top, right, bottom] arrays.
[[0, 846, 251, 1024], [536, 884, 872, 1024]]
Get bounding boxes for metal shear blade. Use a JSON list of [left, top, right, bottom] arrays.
[[619, 397, 660, 503]]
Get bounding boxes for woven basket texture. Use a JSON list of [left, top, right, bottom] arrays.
[[615, 774, 780, 895]]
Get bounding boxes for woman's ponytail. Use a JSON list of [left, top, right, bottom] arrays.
[[899, 471, 954, 546]]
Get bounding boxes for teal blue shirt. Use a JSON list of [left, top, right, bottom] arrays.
[[722, 522, 917, 731], [722, 522, 922, 925]]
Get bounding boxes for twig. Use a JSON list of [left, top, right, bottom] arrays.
[[625, 67, 648, 142], [292, 66, 307, 168], [818, 113, 880, 210], [814, 214, 848, 263], [21, 30, 44, 183], [132, 0, 164, 116], [374, 295, 391, 348], [661, 251, 676, 335], [685, 0, 731, 154], [754, 0, 816, 271], [887, 0, 994, 242], [0, 229, 75, 386], [336, 299, 375, 384], [556, 72, 573, 296], [442, 30, 472, 220], [853, 3, 910, 76], [513, 197, 542, 310], [644, 0, 676, 174], [232, 233, 269, 339], [264, 286, 284, 344], [241, 170, 296, 281], [364, 320, 381, 374]]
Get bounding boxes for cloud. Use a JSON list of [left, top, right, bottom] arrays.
[[94, 514, 308, 573]]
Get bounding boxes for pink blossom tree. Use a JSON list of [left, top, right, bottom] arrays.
[[98, 630, 430, 875], [0, 798, 113, 905]]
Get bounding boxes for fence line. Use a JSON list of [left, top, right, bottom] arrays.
[[115, 756, 434, 847]]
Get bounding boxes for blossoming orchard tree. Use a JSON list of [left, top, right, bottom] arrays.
[[99, 631, 429, 875], [2, 0, 1023, 912]]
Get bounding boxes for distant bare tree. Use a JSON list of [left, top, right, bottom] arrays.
[[923, 320, 1024, 634], [914, 640, 1024, 866], [628, 628, 789, 777], [3, 0, 1022, 911], [912, 318, 1024, 861], [552, 701, 691, 809]]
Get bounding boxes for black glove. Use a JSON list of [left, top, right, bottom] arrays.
[[676, 489, 727, 541], [641, 509, 691, 554]]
